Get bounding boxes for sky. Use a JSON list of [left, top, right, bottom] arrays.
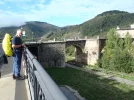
[[0, 0, 134, 27]]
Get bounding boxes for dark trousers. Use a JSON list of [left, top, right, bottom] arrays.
[[3, 54, 8, 64]]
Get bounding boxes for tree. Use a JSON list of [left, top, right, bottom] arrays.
[[101, 29, 134, 73], [101, 28, 118, 69]]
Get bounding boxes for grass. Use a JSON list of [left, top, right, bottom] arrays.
[[83, 65, 134, 82], [66, 58, 134, 82], [66, 56, 75, 62], [45, 67, 134, 100]]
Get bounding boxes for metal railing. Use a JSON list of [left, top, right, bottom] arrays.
[[23, 47, 68, 100]]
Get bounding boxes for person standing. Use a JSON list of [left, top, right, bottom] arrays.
[[12, 29, 24, 80]]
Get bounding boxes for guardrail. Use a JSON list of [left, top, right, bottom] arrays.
[[23, 47, 68, 100]]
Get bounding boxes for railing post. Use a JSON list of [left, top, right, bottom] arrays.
[[33, 74, 38, 100]]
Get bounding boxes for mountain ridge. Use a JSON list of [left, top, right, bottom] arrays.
[[46, 10, 134, 40], [0, 21, 60, 39], [0, 10, 134, 40]]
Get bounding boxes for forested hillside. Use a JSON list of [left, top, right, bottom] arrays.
[[0, 21, 59, 39], [45, 10, 134, 40]]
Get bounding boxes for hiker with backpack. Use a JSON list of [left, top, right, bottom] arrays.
[[12, 29, 25, 80]]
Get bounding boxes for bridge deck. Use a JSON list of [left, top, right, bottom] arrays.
[[0, 57, 31, 100]]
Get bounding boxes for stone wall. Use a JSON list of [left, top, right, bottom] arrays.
[[38, 43, 65, 67], [83, 39, 100, 65]]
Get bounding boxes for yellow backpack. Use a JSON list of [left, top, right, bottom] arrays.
[[2, 33, 13, 57]]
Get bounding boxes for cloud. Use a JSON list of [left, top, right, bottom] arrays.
[[0, 16, 26, 27], [4, 0, 32, 3], [0, 10, 26, 27], [0, 1, 5, 4], [0, 0, 134, 27]]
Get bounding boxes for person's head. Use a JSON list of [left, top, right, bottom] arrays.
[[16, 29, 23, 37]]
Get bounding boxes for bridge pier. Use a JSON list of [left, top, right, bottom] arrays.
[[75, 39, 100, 65]]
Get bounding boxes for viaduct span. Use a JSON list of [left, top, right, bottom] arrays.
[[26, 38, 106, 67]]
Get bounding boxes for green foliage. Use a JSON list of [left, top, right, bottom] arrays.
[[124, 33, 132, 50], [97, 10, 128, 17], [66, 45, 75, 57], [82, 12, 134, 37], [101, 29, 134, 73]]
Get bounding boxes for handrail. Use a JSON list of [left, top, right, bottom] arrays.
[[23, 47, 68, 100]]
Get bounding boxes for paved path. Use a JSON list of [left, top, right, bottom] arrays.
[[0, 57, 31, 100], [66, 63, 134, 86]]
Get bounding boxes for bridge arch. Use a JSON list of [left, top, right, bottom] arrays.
[[65, 41, 87, 64]]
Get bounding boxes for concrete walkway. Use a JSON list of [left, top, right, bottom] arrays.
[[0, 57, 31, 100], [66, 63, 134, 86]]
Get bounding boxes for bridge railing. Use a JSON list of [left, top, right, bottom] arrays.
[[23, 47, 68, 100]]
